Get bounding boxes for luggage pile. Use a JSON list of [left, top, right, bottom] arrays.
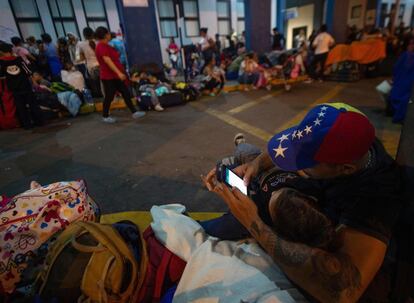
[[0, 181, 187, 303], [326, 61, 360, 82]]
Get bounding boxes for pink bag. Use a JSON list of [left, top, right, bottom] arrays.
[[0, 180, 100, 295]]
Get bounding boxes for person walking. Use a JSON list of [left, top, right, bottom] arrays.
[[309, 24, 334, 82], [94, 26, 145, 123]]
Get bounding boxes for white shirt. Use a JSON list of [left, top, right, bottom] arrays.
[[199, 35, 211, 51], [77, 40, 99, 71], [312, 32, 335, 55]]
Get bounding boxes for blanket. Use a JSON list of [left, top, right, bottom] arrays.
[[150, 204, 308, 303], [326, 39, 386, 66]]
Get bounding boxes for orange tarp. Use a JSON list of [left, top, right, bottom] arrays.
[[326, 39, 386, 66]]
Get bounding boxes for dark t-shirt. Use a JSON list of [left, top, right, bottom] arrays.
[[0, 56, 32, 92], [314, 139, 403, 244], [256, 139, 402, 244]]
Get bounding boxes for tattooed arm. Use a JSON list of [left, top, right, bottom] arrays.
[[210, 184, 387, 303]]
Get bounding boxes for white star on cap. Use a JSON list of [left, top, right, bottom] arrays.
[[296, 130, 303, 139], [277, 133, 290, 143], [314, 118, 322, 126], [318, 112, 326, 117], [304, 125, 312, 134], [273, 144, 288, 158], [321, 106, 328, 111], [292, 130, 297, 139]]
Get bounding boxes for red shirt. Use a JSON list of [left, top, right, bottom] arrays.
[[95, 42, 125, 80]]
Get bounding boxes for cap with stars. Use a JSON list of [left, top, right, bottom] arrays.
[[267, 103, 376, 171]]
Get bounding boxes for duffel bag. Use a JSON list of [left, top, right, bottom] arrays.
[[35, 221, 147, 303], [158, 91, 184, 108], [138, 95, 153, 111], [0, 180, 100, 295], [136, 226, 186, 303]]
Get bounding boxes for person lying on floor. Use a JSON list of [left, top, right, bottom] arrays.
[[32, 71, 82, 116], [130, 71, 165, 112], [202, 103, 403, 303]]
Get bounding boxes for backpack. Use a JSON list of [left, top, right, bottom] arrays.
[[136, 226, 186, 303], [35, 221, 147, 303], [50, 82, 75, 94], [0, 78, 18, 129], [172, 82, 200, 102], [0, 180, 100, 295], [35, 91, 64, 120]]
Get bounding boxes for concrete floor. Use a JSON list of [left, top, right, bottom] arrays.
[[0, 78, 401, 214]]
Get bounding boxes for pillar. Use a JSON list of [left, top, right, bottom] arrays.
[[245, 0, 272, 52], [116, 0, 163, 67]]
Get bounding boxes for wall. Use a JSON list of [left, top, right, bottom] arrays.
[[381, 0, 414, 27], [332, 0, 350, 43], [347, 0, 367, 28], [119, 0, 163, 66], [1, 0, 121, 43], [155, 0, 244, 64], [0, 1, 19, 42], [286, 4, 314, 48]]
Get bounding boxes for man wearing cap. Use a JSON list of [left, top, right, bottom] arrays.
[[203, 103, 403, 302]]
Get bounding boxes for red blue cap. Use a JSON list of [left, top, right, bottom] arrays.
[[267, 103, 376, 171]]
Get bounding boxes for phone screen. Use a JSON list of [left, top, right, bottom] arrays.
[[225, 167, 248, 195]]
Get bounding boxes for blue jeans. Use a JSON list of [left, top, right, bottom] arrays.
[[238, 73, 260, 85], [200, 143, 262, 240]]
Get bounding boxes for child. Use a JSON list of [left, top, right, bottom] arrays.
[[0, 43, 43, 129], [166, 38, 179, 70]]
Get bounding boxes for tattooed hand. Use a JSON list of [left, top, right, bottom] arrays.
[[217, 184, 260, 227]]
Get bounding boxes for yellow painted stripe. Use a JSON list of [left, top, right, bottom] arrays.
[[227, 90, 284, 114], [191, 102, 273, 141], [101, 211, 223, 231], [377, 125, 402, 159], [274, 84, 345, 133]]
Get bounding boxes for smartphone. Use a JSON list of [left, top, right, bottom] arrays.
[[224, 166, 248, 195]]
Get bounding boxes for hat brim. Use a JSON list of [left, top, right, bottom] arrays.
[[267, 126, 318, 172]]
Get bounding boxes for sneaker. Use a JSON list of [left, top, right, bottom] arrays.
[[132, 111, 146, 120], [102, 116, 117, 124], [154, 104, 164, 112], [304, 78, 313, 84], [266, 84, 272, 91], [285, 84, 292, 92], [234, 133, 246, 146]]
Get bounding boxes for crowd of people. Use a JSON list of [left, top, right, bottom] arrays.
[[2, 20, 414, 128], [0, 26, 160, 129]]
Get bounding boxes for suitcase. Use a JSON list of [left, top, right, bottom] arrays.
[[158, 91, 184, 108], [138, 95, 153, 111]]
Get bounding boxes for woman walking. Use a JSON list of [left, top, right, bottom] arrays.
[[94, 26, 145, 123]]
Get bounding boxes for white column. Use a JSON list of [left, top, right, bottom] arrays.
[[36, 0, 58, 41], [271, 0, 277, 29]]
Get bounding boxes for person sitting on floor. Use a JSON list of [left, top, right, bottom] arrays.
[[202, 56, 224, 97], [61, 61, 86, 91], [202, 103, 403, 303], [0, 43, 43, 129], [238, 52, 260, 91]]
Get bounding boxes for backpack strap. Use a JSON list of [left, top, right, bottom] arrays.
[[77, 222, 138, 302]]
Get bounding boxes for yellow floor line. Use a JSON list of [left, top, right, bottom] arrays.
[[274, 84, 345, 133], [227, 90, 284, 115], [191, 102, 273, 141]]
